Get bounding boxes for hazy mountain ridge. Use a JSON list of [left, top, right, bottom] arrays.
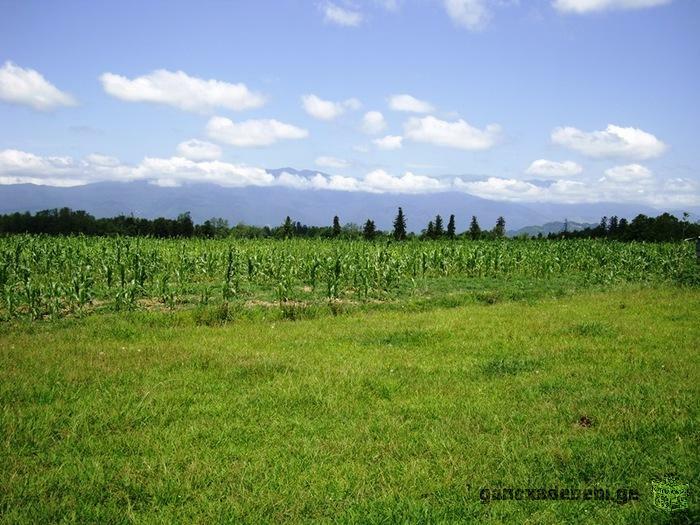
[[1, 175, 696, 233]]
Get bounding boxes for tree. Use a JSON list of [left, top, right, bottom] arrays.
[[618, 217, 628, 239], [608, 216, 619, 238], [393, 207, 407, 240], [362, 219, 376, 240], [282, 216, 294, 238], [446, 214, 456, 239], [434, 215, 444, 239], [469, 216, 481, 240], [176, 212, 194, 237], [199, 220, 215, 238], [425, 221, 435, 239], [494, 216, 506, 238], [594, 216, 608, 238], [332, 215, 342, 237]]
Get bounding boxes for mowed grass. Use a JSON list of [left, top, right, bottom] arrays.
[[0, 285, 698, 524]]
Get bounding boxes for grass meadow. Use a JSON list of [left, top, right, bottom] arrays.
[[1, 275, 698, 523]]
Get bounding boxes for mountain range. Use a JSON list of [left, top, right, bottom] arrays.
[[1, 168, 697, 233]]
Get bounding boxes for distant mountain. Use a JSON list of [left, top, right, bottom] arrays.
[[508, 221, 597, 238], [0, 172, 696, 232]]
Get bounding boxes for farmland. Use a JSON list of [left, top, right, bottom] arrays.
[[0, 235, 695, 321], [1, 235, 698, 523]]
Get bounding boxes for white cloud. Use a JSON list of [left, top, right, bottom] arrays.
[[302, 94, 342, 120], [551, 124, 667, 160], [279, 169, 448, 194], [553, 0, 672, 14], [454, 177, 596, 204], [455, 177, 547, 202], [99, 69, 265, 113], [602, 163, 653, 183], [454, 168, 661, 204], [0, 149, 131, 186], [404, 116, 501, 150], [321, 2, 363, 26], [362, 169, 448, 193], [315, 156, 350, 169], [0, 149, 272, 188], [525, 159, 583, 177], [0, 149, 72, 174], [206, 116, 308, 147], [444, 0, 491, 30], [0, 61, 76, 111], [133, 157, 274, 188], [176, 139, 222, 161], [361, 111, 387, 134], [84, 154, 121, 167], [388, 94, 434, 113], [275, 171, 315, 190], [2, 148, 697, 207], [313, 173, 363, 192], [301, 94, 360, 120], [374, 135, 403, 150]]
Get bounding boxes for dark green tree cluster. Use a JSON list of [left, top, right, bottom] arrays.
[[552, 213, 700, 242], [0, 208, 218, 238], [420, 214, 505, 240]]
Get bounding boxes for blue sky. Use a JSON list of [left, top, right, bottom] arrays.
[[0, 0, 698, 207]]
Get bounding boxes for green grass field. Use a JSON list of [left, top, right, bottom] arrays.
[[1, 282, 698, 524]]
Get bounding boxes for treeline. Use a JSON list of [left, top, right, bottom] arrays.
[[0, 207, 697, 242], [549, 213, 700, 242], [0, 207, 505, 241], [0, 208, 207, 237]]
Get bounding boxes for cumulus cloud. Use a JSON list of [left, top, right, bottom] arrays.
[[132, 157, 274, 188], [206, 116, 308, 147], [388, 94, 434, 113], [278, 169, 448, 194], [404, 116, 501, 150], [315, 156, 350, 168], [362, 169, 447, 193], [553, 0, 672, 14], [302, 94, 361, 120], [0, 61, 76, 111], [361, 111, 387, 134], [602, 163, 653, 183], [321, 2, 363, 26], [525, 159, 583, 177], [454, 177, 604, 204], [0, 149, 130, 186], [0, 149, 72, 174], [176, 139, 222, 161], [551, 124, 667, 160], [99, 69, 265, 113], [454, 177, 548, 202], [0, 148, 273, 188], [455, 164, 664, 204], [374, 135, 403, 150], [444, 0, 491, 30]]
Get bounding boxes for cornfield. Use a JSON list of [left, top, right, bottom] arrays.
[[0, 235, 694, 320]]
